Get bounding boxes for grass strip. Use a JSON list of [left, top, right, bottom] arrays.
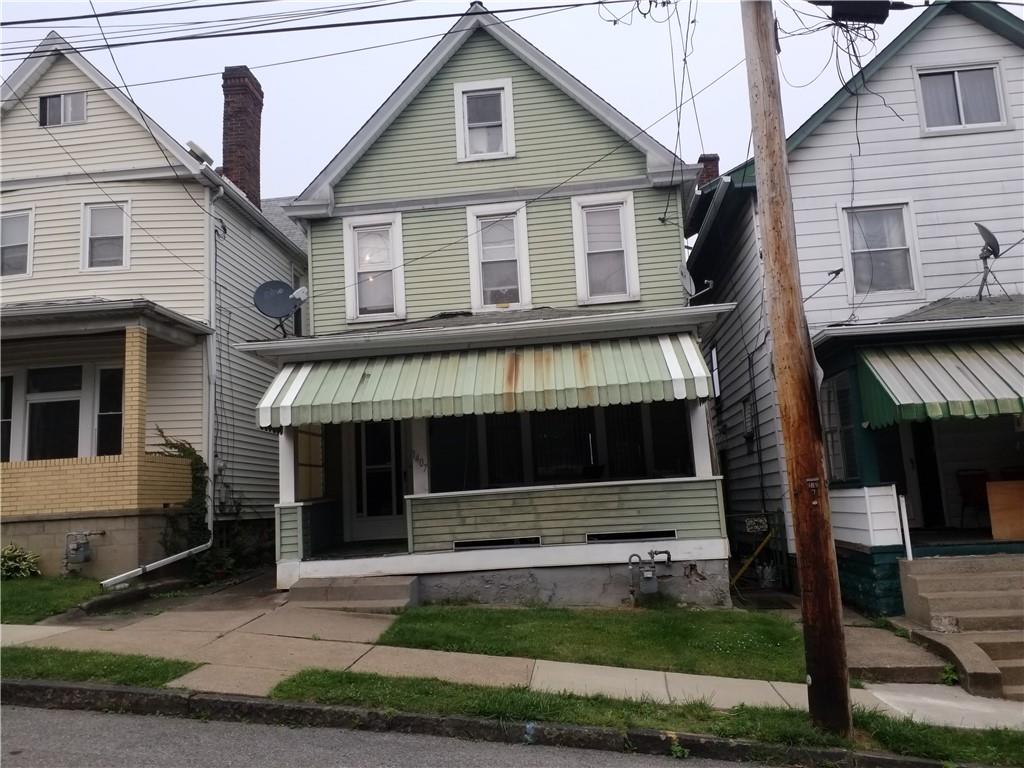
[[379, 605, 806, 683], [1, 576, 102, 624], [0, 647, 198, 688], [271, 669, 1024, 767]]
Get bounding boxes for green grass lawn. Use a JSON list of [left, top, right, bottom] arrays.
[[0, 647, 198, 688], [1, 576, 101, 624], [272, 669, 1024, 767], [379, 605, 806, 683]]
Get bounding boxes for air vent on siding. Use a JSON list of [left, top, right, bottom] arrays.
[[586, 530, 677, 544], [453, 536, 541, 551]]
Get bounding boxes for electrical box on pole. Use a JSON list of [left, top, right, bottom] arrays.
[[739, 0, 852, 737]]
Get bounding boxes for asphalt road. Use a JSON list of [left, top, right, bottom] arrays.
[[2, 706, 762, 768]]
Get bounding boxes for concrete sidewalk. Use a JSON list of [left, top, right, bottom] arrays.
[[3, 582, 1022, 732]]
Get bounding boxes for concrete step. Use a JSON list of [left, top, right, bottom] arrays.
[[996, 658, 1024, 686], [903, 553, 1024, 577], [919, 590, 1024, 614], [972, 631, 1024, 661], [288, 576, 418, 610], [288, 599, 409, 615], [909, 571, 1024, 594], [932, 609, 1024, 633], [1003, 684, 1024, 701]]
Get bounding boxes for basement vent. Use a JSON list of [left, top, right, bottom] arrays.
[[586, 530, 677, 544], [453, 536, 541, 551]]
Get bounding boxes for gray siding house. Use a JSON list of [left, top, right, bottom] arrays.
[[687, 1, 1024, 616], [241, 4, 735, 606]]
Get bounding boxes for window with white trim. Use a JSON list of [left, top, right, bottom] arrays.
[[39, 92, 86, 127], [844, 204, 915, 295], [84, 203, 128, 269], [572, 191, 640, 304], [26, 366, 83, 461], [454, 79, 515, 161], [821, 371, 859, 482], [343, 213, 405, 321], [467, 203, 531, 311], [1, 211, 31, 277], [918, 66, 1004, 131]]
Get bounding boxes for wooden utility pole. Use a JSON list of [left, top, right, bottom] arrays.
[[740, 0, 852, 736]]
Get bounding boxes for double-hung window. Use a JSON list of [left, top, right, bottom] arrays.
[[466, 203, 531, 311], [1, 376, 12, 462], [572, 191, 640, 304], [95, 368, 124, 456], [39, 92, 86, 127], [821, 371, 859, 482], [454, 79, 515, 161], [343, 213, 405, 321], [83, 202, 128, 269], [842, 204, 918, 296], [26, 366, 84, 461], [917, 65, 1006, 132], [1, 210, 31, 277]]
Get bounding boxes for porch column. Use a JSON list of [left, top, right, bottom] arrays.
[[409, 418, 430, 494], [122, 325, 147, 462], [689, 401, 715, 478], [279, 426, 296, 504]]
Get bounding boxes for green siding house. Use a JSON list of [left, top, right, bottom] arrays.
[[243, 3, 735, 605]]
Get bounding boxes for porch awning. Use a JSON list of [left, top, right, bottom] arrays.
[[858, 339, 1024, 428], [257, 334, 711, 427]]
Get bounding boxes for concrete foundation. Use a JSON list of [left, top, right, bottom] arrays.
[[0, 507, 184, 579], [418, 559, 731, 608]]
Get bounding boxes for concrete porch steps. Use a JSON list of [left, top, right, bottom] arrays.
[[287, 576, 419, 613], [916, 589, 1024, 614], [973, 631, 1024, 661], [1003, 685, 1024, 702]]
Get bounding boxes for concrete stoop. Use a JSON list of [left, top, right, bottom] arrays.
[[287, 576, 419, 614], [898, 553, 1024, 701]]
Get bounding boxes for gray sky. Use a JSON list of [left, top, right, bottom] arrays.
[[2, 0, 960, 198]]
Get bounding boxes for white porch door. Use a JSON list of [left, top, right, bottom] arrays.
[[349, 421, 406, 541]]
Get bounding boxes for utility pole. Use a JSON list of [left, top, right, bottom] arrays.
[[740, 0, 852, 736]]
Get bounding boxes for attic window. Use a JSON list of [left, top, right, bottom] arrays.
[[39, 92, 86, 127], [917, 65, 1006, 132], [454, 79, 515, 161]]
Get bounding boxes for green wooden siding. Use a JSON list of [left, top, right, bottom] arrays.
[[277, 505, 302, 561], [333, 30, 646, 206], [310, 186, 684, 333], [408, 478, 725, 553]]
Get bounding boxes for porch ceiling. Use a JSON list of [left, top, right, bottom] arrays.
[[258, 334, 711, 427], [858, 339, 1024, 427]]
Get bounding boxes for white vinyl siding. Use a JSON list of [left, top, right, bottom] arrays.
[[454, 78, 515, 161], [572, 191, 640, 305], [1, 209, 32, 277], [343, 213, 405, 322], [466, 202, 530, 311], [785, 10, 1024, 329]]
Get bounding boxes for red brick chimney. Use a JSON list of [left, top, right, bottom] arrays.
[[221, 66, 263, 209], [696, 153, 720, 187]]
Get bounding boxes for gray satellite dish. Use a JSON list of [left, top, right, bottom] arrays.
[[974, 223, 1003, 300], [253, 280, 303, 337], [975, 223, 1001, 258]]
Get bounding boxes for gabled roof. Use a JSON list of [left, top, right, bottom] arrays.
[[289, 2, 685, 215]]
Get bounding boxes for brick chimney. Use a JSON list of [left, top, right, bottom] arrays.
[[696, 153, 720, 187], [221, 66, 263, 208]]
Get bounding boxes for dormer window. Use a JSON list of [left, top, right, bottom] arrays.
[[916, 64, 1008, 134], [39, 92, 86, 127], [454, 79, 515, 161]]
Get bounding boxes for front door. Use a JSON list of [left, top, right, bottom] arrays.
[[350, 421, 406, 541]]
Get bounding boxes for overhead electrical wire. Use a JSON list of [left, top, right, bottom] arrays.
[[1, 0, 284, 27]]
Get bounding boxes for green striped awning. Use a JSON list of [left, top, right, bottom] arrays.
[[858, 339, 1024, 428], [258, 334, 711, 428]]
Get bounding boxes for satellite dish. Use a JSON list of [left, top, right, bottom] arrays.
[[254, 280, 301, 319], [975, 223, 1001, 258]]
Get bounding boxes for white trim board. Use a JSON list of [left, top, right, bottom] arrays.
[[277, 536, 730, 588]]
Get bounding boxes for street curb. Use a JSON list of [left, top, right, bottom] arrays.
[[0, 679, 964, 768]]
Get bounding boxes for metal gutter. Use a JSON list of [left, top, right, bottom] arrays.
[[686, 177, 733, 269], [1, 298, 213, 337], [811, 314, 1024, 347], [237, 304, 736, 363]]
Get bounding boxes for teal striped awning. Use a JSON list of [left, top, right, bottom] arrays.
[[257, 334, 712, 427], [858, 339, 1024, 428]]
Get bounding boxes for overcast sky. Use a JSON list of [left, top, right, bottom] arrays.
[[5, 0, 1013, 198]]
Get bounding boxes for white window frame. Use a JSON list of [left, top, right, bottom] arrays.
[[836, 199, 925, 305], [912, 62, 1012, 137], [39, 91, 87, 128], [21, 364, 94, 461], [94, 365, 125, 456], [81, 201, 131, 271], [454, 78, 516, 162], [343, 212, 405, 322], [1, 206, 34, 280], [0, 371, 25, 463], [466, 202, 532, 312], [571, 190, 641, 305]]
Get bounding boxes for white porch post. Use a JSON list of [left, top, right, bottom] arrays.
[[690, 401, 714, 478], [279, 427, 296, 504], [409, 418, 430, 494]]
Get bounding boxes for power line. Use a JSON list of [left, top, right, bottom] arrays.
[[1, 0, 283, 27], [3, 1, 641, 58]]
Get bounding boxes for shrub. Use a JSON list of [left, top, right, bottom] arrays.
[[1, 543, 42, 579]]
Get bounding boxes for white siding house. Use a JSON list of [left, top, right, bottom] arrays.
[[0, 33, 306, 579]]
